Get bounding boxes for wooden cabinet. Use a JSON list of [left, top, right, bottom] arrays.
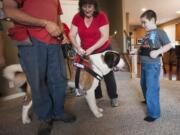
[[176, 23, 180, 41], [133, 28, 145, 44]]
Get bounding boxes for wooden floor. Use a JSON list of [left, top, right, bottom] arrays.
[[137, 64, 180, 81]]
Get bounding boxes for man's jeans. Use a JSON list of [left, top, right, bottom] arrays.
[[140, 63, 161, 118], [18, 38, 67, 121]]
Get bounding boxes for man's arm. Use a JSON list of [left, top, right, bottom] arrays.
[[3, 0, 46, 26], [3, 0, 62, 37]]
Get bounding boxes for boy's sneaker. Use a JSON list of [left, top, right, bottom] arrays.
[[144, 116, 157, 122], [111, 98, 119, 107]]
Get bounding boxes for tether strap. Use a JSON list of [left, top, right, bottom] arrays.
[[74, 58, 84, 89], [83, 66, 103, 81], [74, 62, 103, 82]]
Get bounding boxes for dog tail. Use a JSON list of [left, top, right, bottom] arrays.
[[3, 64, 23, 81]]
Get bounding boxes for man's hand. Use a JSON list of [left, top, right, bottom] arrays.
[[61, 34, 70, 44], [44, 21, 62, 37]]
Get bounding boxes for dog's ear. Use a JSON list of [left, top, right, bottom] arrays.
[[104, 51, 120, 68]]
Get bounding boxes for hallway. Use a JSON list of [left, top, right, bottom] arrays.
[[0, 72, 180, 135]]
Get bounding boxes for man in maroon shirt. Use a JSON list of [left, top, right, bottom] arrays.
[[3, 0, 76, 134]]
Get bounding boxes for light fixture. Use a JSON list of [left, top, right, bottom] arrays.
[[141, 8, 146, 12]]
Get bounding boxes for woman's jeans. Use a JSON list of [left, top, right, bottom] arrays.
[[95, 71, 118, 99], [17, 38, 67, 121], [140, 63, 161, 118]]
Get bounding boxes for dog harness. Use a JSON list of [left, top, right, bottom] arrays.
[[74, 55, 103, 81], [73, 55, 103, 91]]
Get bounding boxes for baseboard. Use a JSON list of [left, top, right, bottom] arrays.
[[0, 92, 25, 102]]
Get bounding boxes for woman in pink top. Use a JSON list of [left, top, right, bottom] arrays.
[[69, 0, 119, 107]]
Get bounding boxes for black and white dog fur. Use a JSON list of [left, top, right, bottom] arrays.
[[3, 50, 125, 124]]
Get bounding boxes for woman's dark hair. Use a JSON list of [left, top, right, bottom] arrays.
[[140, 10, 157, 22], [79, 0, 99, 17]]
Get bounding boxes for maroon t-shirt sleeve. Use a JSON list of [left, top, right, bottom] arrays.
[[14, 0, 24, 6], [63, 23, 70, 38], [98, 11, 109, 27], [58, 0, 63, 15], [72, 13, 80, 27]]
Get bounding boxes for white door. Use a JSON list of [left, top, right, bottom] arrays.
[[60, 0, 79, 27]]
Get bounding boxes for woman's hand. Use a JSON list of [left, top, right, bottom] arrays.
[[77, 47, 86, 55], [85, 47, 94, 55]]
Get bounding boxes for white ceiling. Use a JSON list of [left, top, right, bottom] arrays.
[[124, 0, 180, 25]]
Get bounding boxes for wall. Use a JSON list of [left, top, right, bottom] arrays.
[[99, 0, 124, 52], [159, 17, 180, 44], [60, 0, 78, 27], [162, 24, 176, 43]]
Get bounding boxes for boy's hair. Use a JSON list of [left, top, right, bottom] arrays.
[[140, 10, 157, 22], [79, 0, 99, 17]]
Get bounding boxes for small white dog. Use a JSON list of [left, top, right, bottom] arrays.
[[3, 64, 32, 124], [3, 50, 125, 124]]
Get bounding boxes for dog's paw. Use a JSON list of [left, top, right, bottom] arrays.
[[98, 108, 104, 112], [94, 112, 103, 118], [22, 104, 32, 124], [73, 88, 84, 96], [22, 117, 31, 124]]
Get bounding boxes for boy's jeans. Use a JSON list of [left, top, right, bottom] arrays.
[[140, 63, 161, 118], [17, 38, 67, 121]]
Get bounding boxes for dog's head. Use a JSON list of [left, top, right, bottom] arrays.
[[102, 50, 125, 71]]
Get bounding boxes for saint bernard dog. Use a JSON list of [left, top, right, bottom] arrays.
[[3, 50, 125, 124]]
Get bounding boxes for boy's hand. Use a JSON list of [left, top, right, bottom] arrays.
[[150, 49, 162, 58]]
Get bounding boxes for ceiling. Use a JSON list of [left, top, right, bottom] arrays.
[[124, 0, 180, 26]]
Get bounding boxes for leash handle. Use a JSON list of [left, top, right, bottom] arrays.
[[80, 54, 89, 60], [57, 33, 64, 41]]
